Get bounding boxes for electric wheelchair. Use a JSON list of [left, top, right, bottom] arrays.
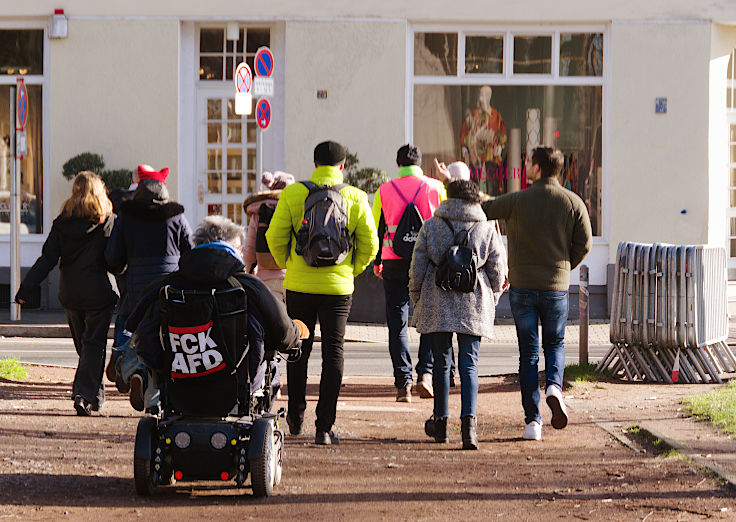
[[133, 279, 299, 497]]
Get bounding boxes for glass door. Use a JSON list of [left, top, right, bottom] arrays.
[[196, 92, 257, 225]]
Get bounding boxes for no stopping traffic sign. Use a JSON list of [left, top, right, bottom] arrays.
[[256, 98, 271, 130], [17, 79, 28, 131]]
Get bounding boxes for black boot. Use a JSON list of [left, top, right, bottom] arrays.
[[461, 415, 478, 450], [434, 417, 448, 443]]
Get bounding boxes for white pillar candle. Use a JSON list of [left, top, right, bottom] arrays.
[[543, 116, 557, 147]]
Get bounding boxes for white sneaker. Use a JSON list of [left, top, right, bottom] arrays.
[[546, 385, 568, 429], [522, 421, 542, 440]]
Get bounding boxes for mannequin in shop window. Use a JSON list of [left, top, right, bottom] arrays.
[[459, 85, 507, 195]]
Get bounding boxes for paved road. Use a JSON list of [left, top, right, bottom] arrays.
[[0, 337, 612, 376]]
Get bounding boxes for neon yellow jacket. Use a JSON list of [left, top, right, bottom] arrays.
[[265, 166, 379, 295]]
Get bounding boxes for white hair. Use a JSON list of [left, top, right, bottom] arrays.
[[192, 215, 244, 246], [447, 161, 471, 181]]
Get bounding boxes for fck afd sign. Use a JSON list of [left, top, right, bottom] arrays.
[[168, 320, 226, 378]]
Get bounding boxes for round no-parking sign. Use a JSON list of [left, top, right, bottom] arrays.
[[254, 47, 274, 78], [256, 98, 271, 130]]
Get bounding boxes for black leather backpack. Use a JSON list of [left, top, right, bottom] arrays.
[[434, 217, 479, 293]]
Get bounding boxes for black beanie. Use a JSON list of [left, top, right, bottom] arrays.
[[396, 144, 422, 166], [314, 141, 347, 166]]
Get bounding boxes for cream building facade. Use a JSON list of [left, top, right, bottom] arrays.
[[1, 1, 735, 312]]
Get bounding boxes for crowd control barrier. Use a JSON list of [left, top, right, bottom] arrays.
[[597, 242, 735, 383]]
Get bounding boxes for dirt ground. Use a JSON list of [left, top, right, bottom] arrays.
[[1, 366, 735, 521]]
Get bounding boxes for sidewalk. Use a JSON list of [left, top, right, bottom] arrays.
[[0, 309, 612, 344]]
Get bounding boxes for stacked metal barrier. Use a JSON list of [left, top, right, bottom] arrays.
[[598, 242, 736, 383]]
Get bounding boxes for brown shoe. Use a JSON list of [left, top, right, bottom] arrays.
[[416, 373, 434, 399], [105, 353, 118, 383], [396, 383, 412, 403], [129, 373, 145, 412]]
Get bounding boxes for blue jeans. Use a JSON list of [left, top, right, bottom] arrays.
[[115, 336, 160, 409], [428, 332, 480, 419], [509, 286, 569, 425], [383, 277, 432, 388]]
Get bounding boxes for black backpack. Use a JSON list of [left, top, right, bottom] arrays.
[[389, 181, 426, 260], [434, 218, 480, 293], [294, 181, 353, 267], [255, 203, 280, 270], [159, 276, 248, 416]]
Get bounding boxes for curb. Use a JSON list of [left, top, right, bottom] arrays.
[[595, 419, 736, 489], [0, 325, 113, 338]]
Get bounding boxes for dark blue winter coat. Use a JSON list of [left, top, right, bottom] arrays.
[[104, 199, 192, 316]]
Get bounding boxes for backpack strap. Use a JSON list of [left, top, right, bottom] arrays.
[[225, 275, 249, 373], [390, 180, 426, 206], [300, 180, 318, 194], [439, 216, 455, 236]]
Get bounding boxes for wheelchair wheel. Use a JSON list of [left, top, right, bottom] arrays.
[[273, 428, 283, 486], [249, 420, 276, 497], [133, 417, 158, 496]]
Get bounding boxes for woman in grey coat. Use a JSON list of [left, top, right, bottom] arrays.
[[409, 178, 507, 449]]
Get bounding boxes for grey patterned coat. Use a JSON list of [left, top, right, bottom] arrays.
[[409, 198, 507, 339]]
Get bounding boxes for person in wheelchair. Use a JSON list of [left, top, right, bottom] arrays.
[[127, 215, 308, 496], [126, 214, 307, 414]]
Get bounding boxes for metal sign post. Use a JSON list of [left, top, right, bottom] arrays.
[[578, 265, 589, 365], [253, 47, 274, 189], [9, 84, 21, 321]]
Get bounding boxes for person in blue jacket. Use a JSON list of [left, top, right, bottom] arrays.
[[104, 166, 192, 409]]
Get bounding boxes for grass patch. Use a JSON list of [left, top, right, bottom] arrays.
[[683, 380, 736, 437], [564, 362, 613, 385], [0, 357, 27, 380], [626, 424, 681, 459]]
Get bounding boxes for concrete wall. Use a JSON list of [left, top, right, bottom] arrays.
[[48, 18, 180, 216], [283, 20, 406, 179], [608, 21, 711, 259]]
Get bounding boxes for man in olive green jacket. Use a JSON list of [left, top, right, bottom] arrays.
[[266, 140, 378, 445], [481, 146, 592, 442]]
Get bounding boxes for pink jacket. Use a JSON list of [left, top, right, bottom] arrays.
[[372, 167, 446, 261], [243, 192, 285, 282]]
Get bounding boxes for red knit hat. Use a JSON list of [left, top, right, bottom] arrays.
[[137, 164, 169, 183]]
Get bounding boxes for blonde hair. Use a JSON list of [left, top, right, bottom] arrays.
[[61, 171, 113, 224]]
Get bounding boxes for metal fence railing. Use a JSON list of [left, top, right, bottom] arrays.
[[598, 242, 736, 383]]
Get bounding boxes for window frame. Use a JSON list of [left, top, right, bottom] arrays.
[[407, 23, 608, 241]]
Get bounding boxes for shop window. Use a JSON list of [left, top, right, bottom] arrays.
[[414, 84, 602, 234], [0, 30, 43, 76], [414, 33, 458, 76], [199, 27, 270, 81], [0, 29, 44, 234], [412, 28, 604, 236], [560, 33, 603, 77], [513, 35, 552, 74], [465, 36, 503, 74]]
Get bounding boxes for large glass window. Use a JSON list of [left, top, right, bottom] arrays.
[[0, 29, 43, 234], [413, 29, 603, 236], [199, 27, 270, 81], [0, 30, 43, 76]]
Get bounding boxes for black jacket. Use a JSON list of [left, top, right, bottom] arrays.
[[126, 247, 302, 380], [104, 199, 192, 316], [16, 214, 118, 310]]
